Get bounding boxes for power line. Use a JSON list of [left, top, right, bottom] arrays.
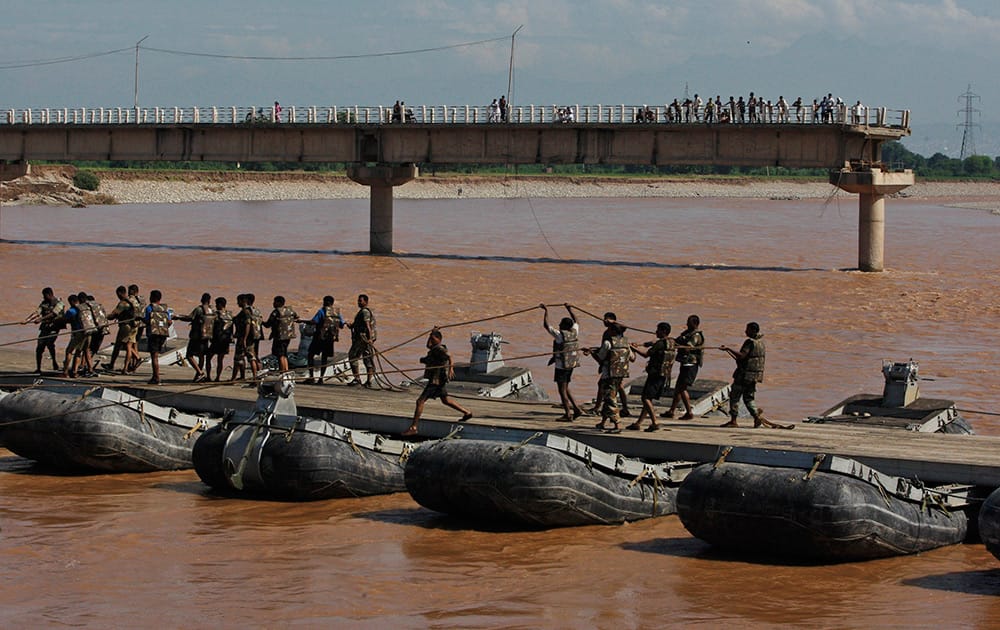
[[0, 47, 132, 70], [0, 34, 510, 71], [140, 35, 510, 61], [957, 83, 981, 160]]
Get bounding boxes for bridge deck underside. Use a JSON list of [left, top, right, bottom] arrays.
[[0, 124, 907, 169]]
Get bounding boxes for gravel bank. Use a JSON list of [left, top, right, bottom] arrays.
[[95, 176, 1000, 205]]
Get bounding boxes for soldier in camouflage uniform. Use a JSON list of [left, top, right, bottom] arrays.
[[628, 322, 676, 432], [262, 295, 298, 374], [720, 322, 783, 429], [664, 315, 704, 421], [584, 321, 634, 433], [23, 287, 65, 373]]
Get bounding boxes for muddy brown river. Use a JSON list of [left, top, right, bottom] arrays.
[[0, 194, 998, 626]]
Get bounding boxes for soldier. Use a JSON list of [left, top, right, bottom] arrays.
[[590, 312, 631, 417], [246, 294, 264, 376], [23, 287, 65, 374], [584, 321, 634, 434], [663, 315, 704, 421], [262, 295, 298, 374], [301, 295, 343, 384], [401, 329, 472, 436], [74, 292, 97, 377], [205, 296, 233, 382], [106, 286, 135, 373], [720, 322, 788, 429], [143, 290, 173, 385], [59, 294, 88, 378], [174, 292, 214, 382], [628, 322, 676, 432], [542, 303, 583, 421], [128, 284, 146, 352], [230, 294, 249, 381], [84, 293, 111, 372], [345, 294, 377, 387]]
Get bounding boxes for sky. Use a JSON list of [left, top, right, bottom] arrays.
[[0, 1, 997, 154]]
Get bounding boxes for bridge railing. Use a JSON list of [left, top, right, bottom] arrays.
[[1, 104, 910, 129]]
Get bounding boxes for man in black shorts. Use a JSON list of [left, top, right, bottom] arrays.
[[664, 315, 704, 420], [628, 322, 675, 432], [401, 329, 472, 436], [262, 295, 298, 374], [142, 290, 173, 385], [542, 303, 583, 421]]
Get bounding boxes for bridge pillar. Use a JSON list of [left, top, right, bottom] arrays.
[[0, 161, 30, 182], [831, 168, 915, 272], [346, 163, 418, 254]]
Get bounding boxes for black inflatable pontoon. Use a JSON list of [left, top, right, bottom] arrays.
[[0, 386, 212, 472], [405, 437, 685, 528], [677, 456, 969, 562], [193, 378, 410, 500], [978, 486, 1000, 561]]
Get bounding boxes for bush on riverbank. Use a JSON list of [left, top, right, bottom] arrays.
[[72, 170, 100, 191]]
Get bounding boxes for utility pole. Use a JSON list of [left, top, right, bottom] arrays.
[[134, 35, 149, 109], [506, 25, 523, 113], [957, 84, 981, 160]]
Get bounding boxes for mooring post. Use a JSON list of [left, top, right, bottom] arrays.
[[831, 168, 915, 272], [346, 163, 418, 254]]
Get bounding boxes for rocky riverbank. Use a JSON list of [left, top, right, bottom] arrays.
[[3, 166, 1000, 208]]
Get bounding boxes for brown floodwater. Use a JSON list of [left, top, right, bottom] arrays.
[[0, 194, 999, 626]]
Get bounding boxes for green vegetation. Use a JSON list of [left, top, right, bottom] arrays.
[[881, 142, 1000, 179], [72, 169, 100, 190]]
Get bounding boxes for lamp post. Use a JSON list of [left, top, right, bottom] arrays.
[[134, 35, 149, 109]]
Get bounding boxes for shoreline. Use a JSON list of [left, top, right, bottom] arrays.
[[4, 167, 1000, 208]]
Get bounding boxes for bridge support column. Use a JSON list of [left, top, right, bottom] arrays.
[[347, 163, 418, 254], [0, 161, 30, 182], [831, 168, 915, 272]]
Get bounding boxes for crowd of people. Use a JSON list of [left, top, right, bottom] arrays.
[[634, 93, 864, 125], [23, 289, 783, 435]]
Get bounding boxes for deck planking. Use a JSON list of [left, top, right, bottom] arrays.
[[1, 346, 999, 488]]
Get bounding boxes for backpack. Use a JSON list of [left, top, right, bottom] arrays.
[[247, 307, 263, 341], [148, 304, 171, 336], [90, 302, 111, 335], [276, 307, 297, 341], [213, 310, 234, 345], [607, 335, 632, 379], [199, 304, 216, 339], [78, 302, 97, 334], [320, 308, 340, 342]]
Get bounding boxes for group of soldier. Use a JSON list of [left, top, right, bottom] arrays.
[[23, 287, 378, 388], [24, 288, 778, 433], [541, 304, 777, 433]]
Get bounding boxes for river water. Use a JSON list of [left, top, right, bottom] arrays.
[[0, 194, 998, 627]]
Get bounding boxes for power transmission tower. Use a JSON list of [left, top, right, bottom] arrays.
[[957, 84, 981, 160]]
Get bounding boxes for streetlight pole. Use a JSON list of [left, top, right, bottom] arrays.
[[134, 35, 149, 109]]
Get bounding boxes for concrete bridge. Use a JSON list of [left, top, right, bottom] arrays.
[[0, 103, 913, 271]]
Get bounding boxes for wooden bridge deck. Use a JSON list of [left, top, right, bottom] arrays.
[[1, 347, 998, 488]]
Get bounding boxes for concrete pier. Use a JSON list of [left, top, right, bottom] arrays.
[[346, 163, 418, 254], [831, 168, 915, 272]]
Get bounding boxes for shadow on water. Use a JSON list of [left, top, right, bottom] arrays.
[[0, 238, 834, 273], [622, 537, 851, 567], [355, 507, 545, 533], [903, 569, 1000, 596]]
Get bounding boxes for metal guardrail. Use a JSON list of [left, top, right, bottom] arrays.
[[1, 103, 911, 129]]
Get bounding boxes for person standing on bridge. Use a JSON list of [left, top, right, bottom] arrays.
[[719, 322, 789, 429], [402, 329, 473, 437]]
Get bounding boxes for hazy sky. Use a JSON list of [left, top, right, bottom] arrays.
[[1, 0, 996, 131]]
